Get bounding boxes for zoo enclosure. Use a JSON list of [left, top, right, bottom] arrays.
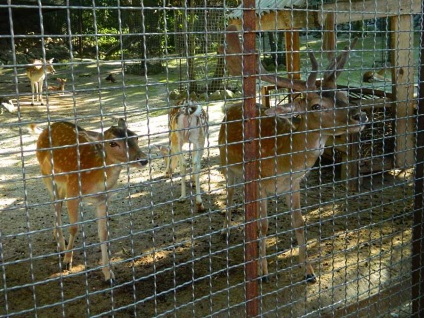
[[0, 0, 423, 317]]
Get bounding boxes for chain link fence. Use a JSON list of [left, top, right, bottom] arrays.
[[0, 1, 423, 317]]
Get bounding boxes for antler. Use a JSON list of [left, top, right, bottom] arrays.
[[323, 38, 358, 87], [220, 25, 358, 93]]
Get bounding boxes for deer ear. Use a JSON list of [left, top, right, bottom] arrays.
[[78, 130, 100, 142], [157, 145, 170, 156], [116, 118, 127, 129]]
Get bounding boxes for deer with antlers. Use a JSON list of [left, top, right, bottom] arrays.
[[218, 25, 368, 283], [157, 99, 208, 212], [35, 119, 148, 282], [26, 58, 56, 105]]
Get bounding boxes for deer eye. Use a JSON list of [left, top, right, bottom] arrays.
[[109, 141, 118, 147], [311, 104, 321, 111]]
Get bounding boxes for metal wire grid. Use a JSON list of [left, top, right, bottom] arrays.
[[0, 1, 422, 317]]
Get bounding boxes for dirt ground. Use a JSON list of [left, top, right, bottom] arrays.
[[0, 62, 415, 317]]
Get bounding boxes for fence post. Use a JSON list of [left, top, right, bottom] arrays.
[[411, 17, 424, 317], [242, 0, 259, 316]]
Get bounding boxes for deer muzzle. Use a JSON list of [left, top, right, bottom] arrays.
[[350, 110, 369, 132]]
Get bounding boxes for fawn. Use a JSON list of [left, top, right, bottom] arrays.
[[48, 78, 67, 94], [158, 99, 208, 212], [218, 25, 368, 283], [35, 119, 148, 282], [26, 58, 55, 105]]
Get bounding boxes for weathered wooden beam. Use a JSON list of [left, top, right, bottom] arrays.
[[228, 10, 318, 31], [390, 14, 416, 168], [319, 0, 421, 25], [228, 0, 421, 31]]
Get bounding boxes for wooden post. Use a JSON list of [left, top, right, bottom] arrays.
[[243, 1, 259, 317], [390, 15, 416, 167]]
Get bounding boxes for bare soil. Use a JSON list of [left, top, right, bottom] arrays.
[[0, 62, 414, 317]]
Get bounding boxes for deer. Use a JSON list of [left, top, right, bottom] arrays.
[[48, 77, 67, 94], [218, 25, 368, 283], [26, 58, 56, 105], [35, 118, 149, 282], [362, 64, 391, 83], [105, 73, 117, 83], [157, 99, 208, 212]]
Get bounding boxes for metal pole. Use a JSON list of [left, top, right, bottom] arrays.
[[412, 12, 424, 317], [242, 0, 259, 317]]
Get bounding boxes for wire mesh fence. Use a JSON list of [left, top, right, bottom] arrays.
[[0, 1, 423, 317]]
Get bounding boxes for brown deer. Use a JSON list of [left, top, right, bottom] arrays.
[[26, 58, 56, 105], [158, 99, 208, 212], [218, 26, 368, 283], [105, 73, 117, 83], [35, 119, 148, 282], [48, 77, 67, 94], [362, 65, 391, 83]]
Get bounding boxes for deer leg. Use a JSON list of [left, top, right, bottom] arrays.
[[176, 140, 187, 203], [43, 177, 66, 251], [163, 148, 172, 177], [287, 188, 316, 283], [192, 146, 205, 212], [30, 82, 35, 105], [53, 201, 66, 252], [63, 199, 79, 271], [222, 169, 236, 236], [258, 195, 269, 280], [35, 82, 40, 103], [39, 80, 44, 105], [96, 202, 115, 282]]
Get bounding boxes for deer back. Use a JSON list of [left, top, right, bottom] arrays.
[[36, 120, 148, 196], [219, 102, 322, 178]]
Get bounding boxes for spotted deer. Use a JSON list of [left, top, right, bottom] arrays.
[[159, 99, 208, 212], [218, 25, 368, 283], [26, 58, 56, 105], [35, 119, 148, 282]]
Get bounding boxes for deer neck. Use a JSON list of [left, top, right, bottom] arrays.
[[91, 150, 123, 189], [287, 119, 330, 160]]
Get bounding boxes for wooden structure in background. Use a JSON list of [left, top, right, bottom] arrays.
[[227, 0, 420, 188]]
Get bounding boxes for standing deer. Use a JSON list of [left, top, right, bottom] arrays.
[[35, 119, 148, 282], [26, 58, 56, 105], [218, 26, 368, 283], [159, 99, 208, 212]]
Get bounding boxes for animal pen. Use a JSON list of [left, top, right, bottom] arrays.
[[0, 0, 423, 317]]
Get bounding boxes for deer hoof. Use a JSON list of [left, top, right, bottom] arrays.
[[63, 262, 72, 271], [178, 196, 186, 203], [220, 230, 230, 241], [197, 203, 205, 213], [305, 274, 317, 284], [261, 275, 270, 283], [104, 277, 116, 285]]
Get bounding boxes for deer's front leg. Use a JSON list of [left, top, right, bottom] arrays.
[[30, 82, 35, 105], [63, 199, 79, 270], [287, 186, 316, 283], [96, 202, 115, 282], [192, 147, 205, 212], [258, 195, 269, 280]]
